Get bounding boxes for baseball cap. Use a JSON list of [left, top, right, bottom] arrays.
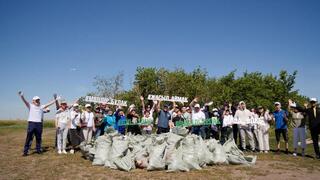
[[274, 102, 281, 106], [60, 99, 67, 104], [32, 96, 40, 100], [290, 102, 297, 108], [73, 103, 79, 107], [239, 101, 245, 105], [194, 104, 200, 108], [212, 108, 218, 112], [85, 104, 92, 108], [310, 98, 318, 102]]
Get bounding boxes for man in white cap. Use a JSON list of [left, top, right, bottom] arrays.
[[297, 98, 320, 158], [234, 101, 255, 152], [55, 99, 71, 154], [81, 104, 96, 143], [273, 102, 289, 154], [190, 98, 206, 139], [18, 91, 57, 156]]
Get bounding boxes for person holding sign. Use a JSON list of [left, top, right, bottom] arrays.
[[155, 101, 172, 134], [234, 101, 255, 152], [18, 91, 57, 156], [221, 109, 234, 144], [190, 98, 206, 139]]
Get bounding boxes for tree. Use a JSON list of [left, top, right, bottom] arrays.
[[93, 71, 124, 98]]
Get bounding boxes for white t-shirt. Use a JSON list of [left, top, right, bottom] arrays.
[[192, 110, 206, 125], [28, 103, 45, 123], [56, 109, 71, 128], [223, 115, 234, 127], [70, 110, 81, 129], [234, 109, 252, 127], [81, 111, 94, 128]]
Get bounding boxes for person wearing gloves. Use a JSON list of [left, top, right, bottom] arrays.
[[55, 99, 71, 154], [81, 104, 95, 143], [256, 106, 272, 153], [273, 102, 289, 154], [234, 101, 255, 152], [18, 91, 57, 156], [69, 103, 83, 154]]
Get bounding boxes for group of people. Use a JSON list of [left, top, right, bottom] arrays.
[[18, 91, 320, 159]]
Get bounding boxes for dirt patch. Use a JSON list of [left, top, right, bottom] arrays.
[[1, 127, 320, 180]]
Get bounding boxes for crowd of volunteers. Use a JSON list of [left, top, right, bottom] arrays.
[[18, 91, 320, 159]]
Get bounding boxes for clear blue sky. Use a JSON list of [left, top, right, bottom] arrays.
[[0, 0, 319, 119]]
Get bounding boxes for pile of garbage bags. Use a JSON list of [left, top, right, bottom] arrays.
[[80, 127, 256, 172]]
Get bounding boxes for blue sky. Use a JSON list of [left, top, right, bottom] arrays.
[[0, 0, 319, 119]]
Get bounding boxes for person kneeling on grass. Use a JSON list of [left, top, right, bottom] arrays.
[[273, 102, 289, 154], [55, 99, 71, 154], [18, 91, 56, 156]]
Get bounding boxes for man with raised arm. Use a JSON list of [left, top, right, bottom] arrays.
[[18, 91, 57, 156]]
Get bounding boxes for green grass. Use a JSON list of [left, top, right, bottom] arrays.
[[1, 120, 320, 179]]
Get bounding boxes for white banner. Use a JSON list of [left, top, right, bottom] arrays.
[[147, 94, 188, 103], [85, 96, 127, 107]]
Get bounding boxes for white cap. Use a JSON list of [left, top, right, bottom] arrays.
[[85, 104, 92, 108], [310, 98, 318, 102], [32, 96, 40, 100], [194, 104, 200, 108], [290, 102, 297, 108], [274, 102, 281, 106], [212, 108, 218, 112], [129, 104, 135, 108], [73, 103, 79, 107], [239, 101, 245, 105]]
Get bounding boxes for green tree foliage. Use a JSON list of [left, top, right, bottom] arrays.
[[115, 67, 307, 111]]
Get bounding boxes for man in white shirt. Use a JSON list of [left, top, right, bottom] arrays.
[[190, 98, 206, 139], [18, 91, 56, 156], [234, 101, 255, 152]]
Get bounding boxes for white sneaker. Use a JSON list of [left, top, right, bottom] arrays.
[[58, 150, 62, 154], [264, 151, 269, 154], [70, 149, 74, 154], [62, 150, 67, 154], [293, 153, 297, 156]]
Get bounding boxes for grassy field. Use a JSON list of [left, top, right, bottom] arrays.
[[1, 120, 320, 180]]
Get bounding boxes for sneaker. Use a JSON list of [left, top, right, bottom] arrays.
[[70, 149, 74, 154], [264, 151, 269, 154], [62, 150, 67, 154], [58, 150, 62, 154], [22, 153, 28, 157], [293, 153, 297, 157]]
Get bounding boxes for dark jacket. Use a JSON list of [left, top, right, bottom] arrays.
[[297, 106, 320, 129]]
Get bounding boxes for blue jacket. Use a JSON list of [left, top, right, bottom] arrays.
[[103, 115, 116, 130], [115, 110, 126, 135]]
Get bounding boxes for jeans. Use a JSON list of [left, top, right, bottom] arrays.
[[293, 127, 306, 149], [23, 122, 43, 154]]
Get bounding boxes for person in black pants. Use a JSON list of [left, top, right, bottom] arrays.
[[296, 98, 320, 159]]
